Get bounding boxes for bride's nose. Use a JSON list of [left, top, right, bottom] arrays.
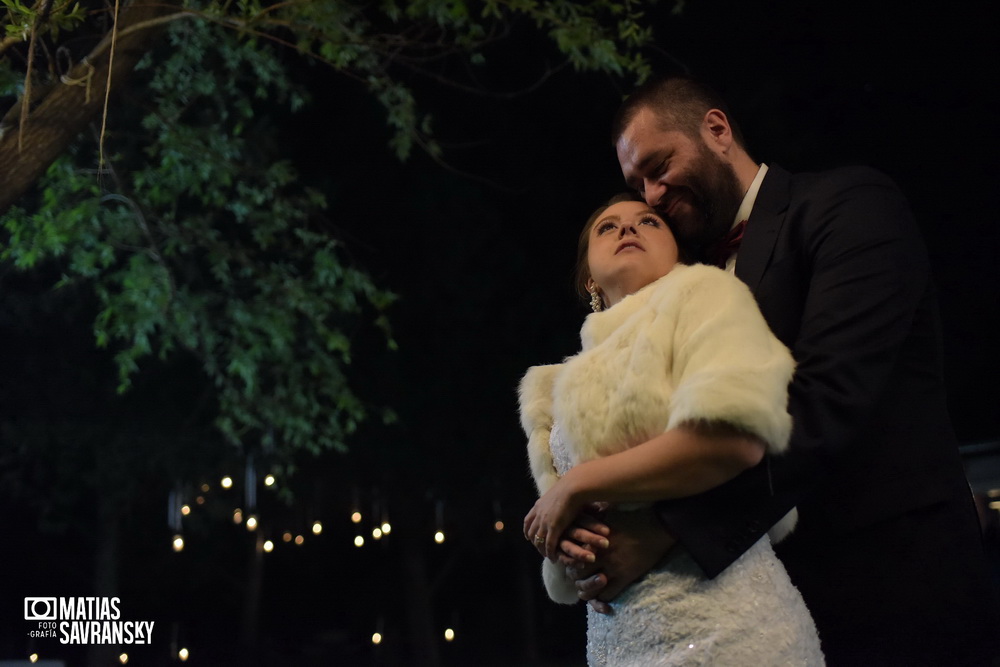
[[619, 223, 638, 238]]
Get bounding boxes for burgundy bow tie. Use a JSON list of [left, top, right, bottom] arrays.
[[707, 220, 747, 268]]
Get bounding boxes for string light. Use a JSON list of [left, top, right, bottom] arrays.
[[354, 535, 365, 547], [246, 515, 258, 531], [282, 532, 293, 543], [233, 509, 243, 525], [29, 654, 38, 664], [264, 474, 276, 487], [381, 521, 392, 534], [200, 483, 210, 493], [172, 535, 185, 552], [444, 628, 455, 642], [351, 511, 362, 523], [294, 535, 305, 546], [178, 648, 190, 662], [220, 476, 233, 489], [372, 527, 383, 540], [371, 632, 382, 645], [119, 653, 128, 664], [311, 521, 323, 535], [195, 496, 205, 505], [434, 499, 446, 544], [494, 520, 505, 532], [180, 504, 191, 516], [263, 540, 274, 553]]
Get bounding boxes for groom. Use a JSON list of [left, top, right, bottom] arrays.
[[560, 75, 1000, 665]]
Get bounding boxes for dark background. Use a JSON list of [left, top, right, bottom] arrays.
[[2, 0, 998, 664]]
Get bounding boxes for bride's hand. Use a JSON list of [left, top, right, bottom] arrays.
[[523, 470, 587, 560], [555, 505, 612, 566]]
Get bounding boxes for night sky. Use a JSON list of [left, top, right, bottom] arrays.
[[2, 0, 998, 664]]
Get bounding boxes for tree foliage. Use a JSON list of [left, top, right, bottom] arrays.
[[0, 0, 664, 465]]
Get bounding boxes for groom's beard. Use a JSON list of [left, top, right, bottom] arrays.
[[666, 144, 744, 253]]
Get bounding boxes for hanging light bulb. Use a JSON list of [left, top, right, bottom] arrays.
[[264, 474, 275, 487], [178, 648, 190, 662], [282, 532, 293, 543], [294, 534, 305, 546], [263, 540, 274, 553], [494, 520, 505, 532], [29, 654, 38, 664], [381, 521, 391, 534], [180, 504, 191, 516], [245, 515, 258, 531], [371, 632, 382, 645], [311, 521, 323, 535], [354, 535, 365, 547], [444, 628, 455, 642], [200, 483, 210, 493], [172, 535, 185, 552], [351, 511, 362, 524], [372, 527, 383, 540], [220, 476, 233, 489], [232, 508, 243, 525], [434, 499, 446, 544], [119, 653, 128, 664]]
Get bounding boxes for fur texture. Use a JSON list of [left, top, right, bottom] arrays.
[[519, 264, 797, 603]]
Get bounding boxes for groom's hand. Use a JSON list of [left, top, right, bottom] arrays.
[[568, 507, 675, 613], [555, 507, 612, 566]]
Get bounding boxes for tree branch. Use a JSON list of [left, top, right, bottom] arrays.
[[0, 0, 178, 216]]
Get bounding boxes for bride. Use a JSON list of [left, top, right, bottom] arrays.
[[519, 195, 823, 665]]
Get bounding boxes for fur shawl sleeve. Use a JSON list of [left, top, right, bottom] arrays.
[[518, 364, 580, 604], [661, 265, 795, 454], [519, 364, 562, 495]]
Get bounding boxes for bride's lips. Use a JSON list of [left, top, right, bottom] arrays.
[[616, 241, 644, 254]]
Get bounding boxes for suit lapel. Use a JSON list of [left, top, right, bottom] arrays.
[[735, 165, 791, 293]]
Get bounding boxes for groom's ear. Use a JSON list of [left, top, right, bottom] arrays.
[[700, 109, 734, 152]]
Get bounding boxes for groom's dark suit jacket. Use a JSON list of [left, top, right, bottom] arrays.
[[657, 165, 1000, 665]]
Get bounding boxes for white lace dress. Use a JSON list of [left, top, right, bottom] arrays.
[[550, 421, 824, 667]]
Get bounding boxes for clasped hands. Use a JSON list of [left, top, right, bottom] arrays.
[[523, 472, 675, 613]]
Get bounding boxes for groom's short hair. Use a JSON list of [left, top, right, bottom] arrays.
[[612, 75, 747, 149]]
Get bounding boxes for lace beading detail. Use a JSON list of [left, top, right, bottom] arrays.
[[549, 421, 574, 477]]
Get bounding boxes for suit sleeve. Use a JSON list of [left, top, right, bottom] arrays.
[[656, 173, 930, 577]]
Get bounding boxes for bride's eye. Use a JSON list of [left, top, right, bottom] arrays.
[[596, 221, 616, 234], [640, 215, 661, 227]]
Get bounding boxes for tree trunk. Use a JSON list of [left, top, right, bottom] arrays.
[[86, 495, 121, 667], [241, 531, 264, 664], [0, 0, 177, 216], [400, 532, 441, 667]]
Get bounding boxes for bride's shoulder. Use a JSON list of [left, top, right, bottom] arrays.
[[648, 263, 744, 306]]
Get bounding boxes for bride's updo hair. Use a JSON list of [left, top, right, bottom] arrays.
[[574, 193, 690, 304]]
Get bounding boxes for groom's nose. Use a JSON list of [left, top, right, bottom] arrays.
[[643, 178, 667, 209]]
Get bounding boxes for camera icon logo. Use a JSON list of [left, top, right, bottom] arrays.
[[24, 598, 57, 621]]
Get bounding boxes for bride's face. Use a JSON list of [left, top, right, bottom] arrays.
[[587, 200, 679, 308]]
